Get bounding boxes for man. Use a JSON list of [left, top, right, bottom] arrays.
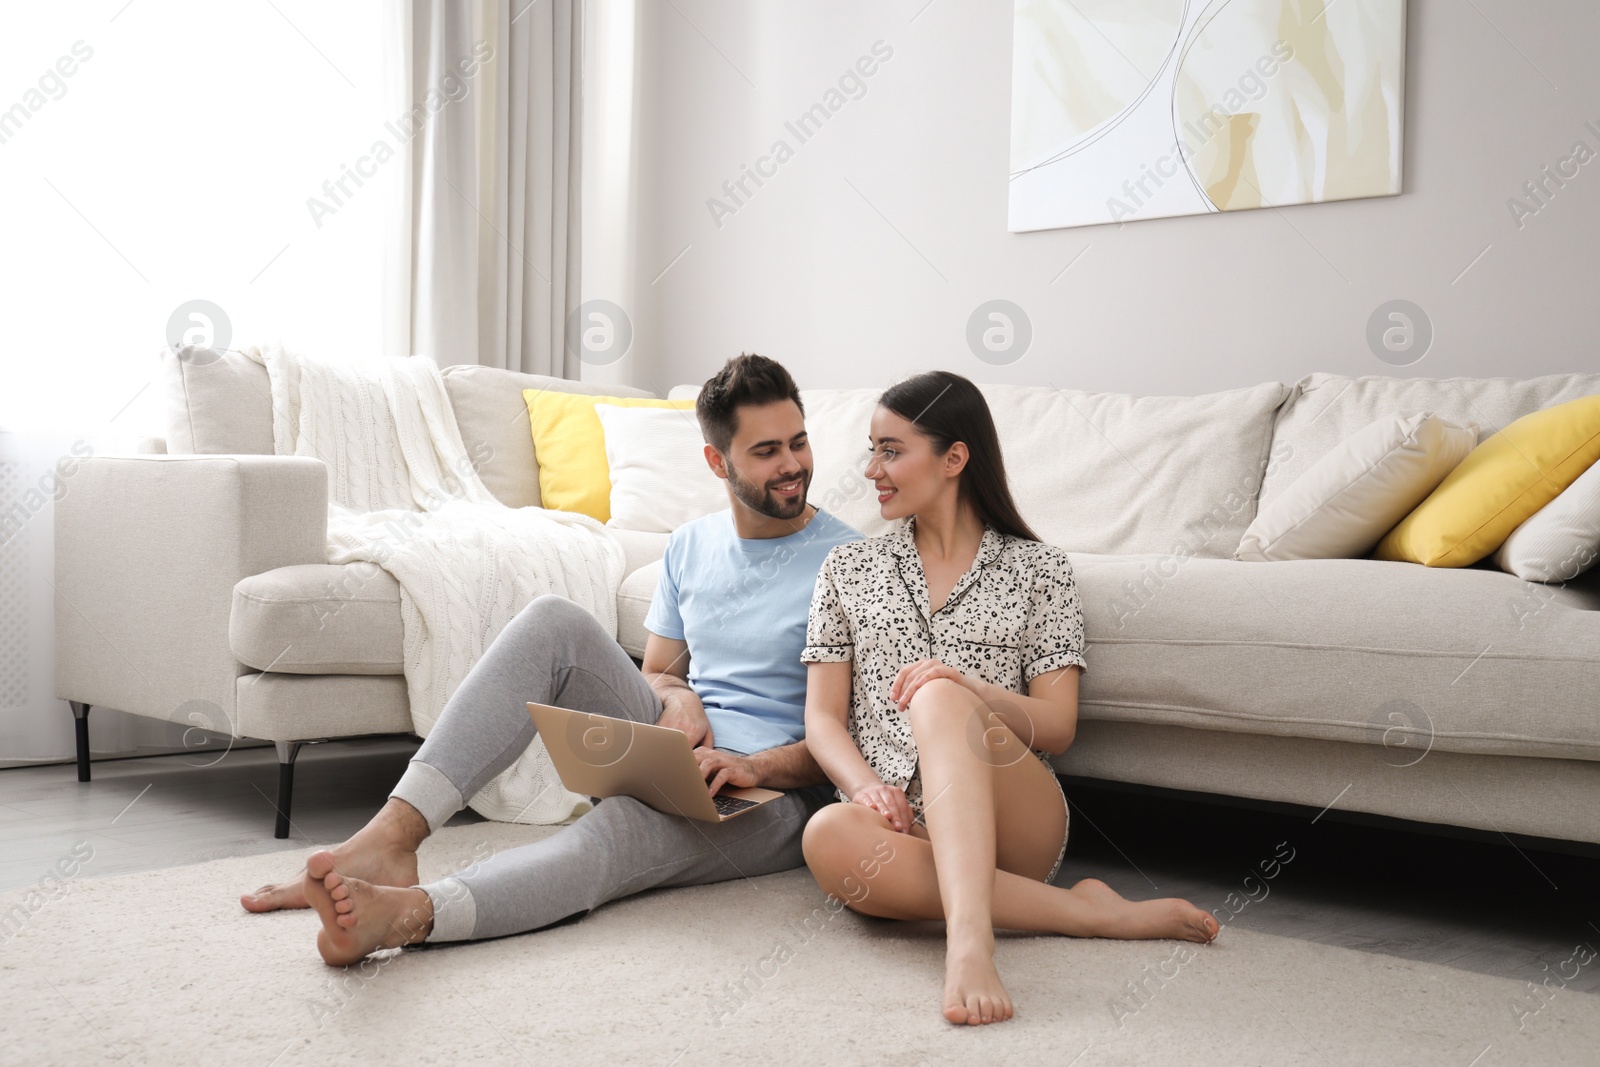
[[241, 354, 862, 966]]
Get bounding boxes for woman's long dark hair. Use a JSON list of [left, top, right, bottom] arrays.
[[878, 371, 1041, 543]]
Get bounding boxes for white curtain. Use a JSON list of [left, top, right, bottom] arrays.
[[384, 0, 584, 376]]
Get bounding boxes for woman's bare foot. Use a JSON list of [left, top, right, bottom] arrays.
[[1070, 877, 1220, 943], [303, 849, 433, 966], [240, 799, 424, 913], [942, 932, 1014, 1025]]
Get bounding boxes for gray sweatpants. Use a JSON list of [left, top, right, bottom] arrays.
[[389, 593, 835, 943]]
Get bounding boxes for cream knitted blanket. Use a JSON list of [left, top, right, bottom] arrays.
[[243, 344, 624, 824]]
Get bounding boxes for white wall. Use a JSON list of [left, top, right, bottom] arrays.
[[607, 0, 1599, 398]]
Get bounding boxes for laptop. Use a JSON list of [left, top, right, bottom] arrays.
[[527, 701, 785, 822]]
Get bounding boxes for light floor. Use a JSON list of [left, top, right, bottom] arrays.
[[1, 737, 1595, 996]]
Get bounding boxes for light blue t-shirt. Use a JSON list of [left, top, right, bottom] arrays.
[[643, 507, 863, 755]]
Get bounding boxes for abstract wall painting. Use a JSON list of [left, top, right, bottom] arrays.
[[1008, 0, 1406, 231]]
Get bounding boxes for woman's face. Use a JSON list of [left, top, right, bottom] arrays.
[[865, 405, 963, 520]]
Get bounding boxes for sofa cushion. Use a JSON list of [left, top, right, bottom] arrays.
[[1073, 553, 1600, 760], [160, 348, 275, 454], [609, 527, 669, 580], [1496, 458, 1600, 582], [597, 404, 728, 532], [1236, 413, 1477, 562], [1262, 371, 1600, 511], [611, 541, 1600, 757], [800, 382, 1289, 556], [617, 559, 663, 659], [231, 563, 404, 674], [233, 533, 666, 673], [442, 365, 654, 509]]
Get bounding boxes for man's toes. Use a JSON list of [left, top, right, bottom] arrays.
[[331, 882, 349, 903], [240, 886, 276, 911], [240, 878, 302, 912]]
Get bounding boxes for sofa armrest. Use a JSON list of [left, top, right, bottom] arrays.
[[54, 454, 328, 730]]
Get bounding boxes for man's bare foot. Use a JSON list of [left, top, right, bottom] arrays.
[[942, 932, 1014, 1025], [240, 799, 424, 913], [303, 849, 433, 966], [1070, 878, 1220, 943]]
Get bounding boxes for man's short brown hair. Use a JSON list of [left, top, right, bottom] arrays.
[[695, 353, 805, 454]]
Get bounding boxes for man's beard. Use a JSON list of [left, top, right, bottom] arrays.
[[725, 461, 810, 520]]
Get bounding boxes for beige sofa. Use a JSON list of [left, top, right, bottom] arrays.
[[55, 354, 1600, 844]]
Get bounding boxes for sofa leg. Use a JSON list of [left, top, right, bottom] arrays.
[[69, 702, 92, 783], [273, 740, 305, 840]]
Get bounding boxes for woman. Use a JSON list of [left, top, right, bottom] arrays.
[[799, 371, 1218, 1026]]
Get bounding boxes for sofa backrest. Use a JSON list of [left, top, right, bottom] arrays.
[[1261, 372, 1600, 511], [160, 349, 655, 509], [798, 381, 1289, 557]]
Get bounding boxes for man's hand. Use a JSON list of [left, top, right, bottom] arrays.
[[642, 633, 712, 747], [695, 747, 758, 796], [656, 698, 714, 749]]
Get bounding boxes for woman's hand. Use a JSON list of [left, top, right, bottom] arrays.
[[889, 658, 974, 712], [851, 782, 914, 834]]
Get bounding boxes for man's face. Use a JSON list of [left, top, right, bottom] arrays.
[[709, 399, 812, 520]]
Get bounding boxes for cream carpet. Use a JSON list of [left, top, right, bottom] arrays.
[[1, 823, 1592, 1066]]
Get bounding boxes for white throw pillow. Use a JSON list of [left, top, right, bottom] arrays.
[[594, 404, 727, 533], [1494, 457, 1600, 582], [1235, 412, 1477, 562]]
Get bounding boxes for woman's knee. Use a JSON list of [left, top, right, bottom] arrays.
[[801, 804, 884, 905], [801, 802, 856, 867], [905, 678, 975, 734]]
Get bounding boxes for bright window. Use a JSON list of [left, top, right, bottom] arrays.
[[0, 0, 393, 440]]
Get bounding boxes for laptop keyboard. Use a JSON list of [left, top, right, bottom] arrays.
[[712, 793, 759, 817]]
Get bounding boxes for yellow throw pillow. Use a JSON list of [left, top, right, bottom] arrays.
[[1374, 394, 1600, 567], [522, 389, 696, 522]]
